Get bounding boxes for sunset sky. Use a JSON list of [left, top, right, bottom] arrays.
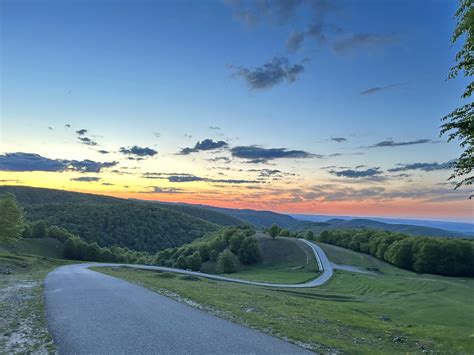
[[1, 0, 472, 221]]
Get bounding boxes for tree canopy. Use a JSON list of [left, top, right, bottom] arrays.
[[0, 193, 24, 244], [441, 0, 474, 195], [319, 229, 474, 277]]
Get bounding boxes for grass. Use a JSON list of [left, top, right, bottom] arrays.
[[202, 237, 319, 284], [0, 242, 68, 353], [1, 238, 64, 259], [96, 241, 474, 353], [318, 242, 398, 271]]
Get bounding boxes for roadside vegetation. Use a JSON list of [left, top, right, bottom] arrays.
[[98, 246, 474, 353], [0, 247, 68, 353], [317, 229, 474, 276], [154, 226, 318, 284], [154, 226, 262, 273]]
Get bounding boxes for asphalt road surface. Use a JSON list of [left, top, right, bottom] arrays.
[[44, 240, 333, 353], [45, 264, 312, 354]]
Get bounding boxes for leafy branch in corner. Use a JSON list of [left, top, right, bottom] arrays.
[[441, 0, 474, 197]]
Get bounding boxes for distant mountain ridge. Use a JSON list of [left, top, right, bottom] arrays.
[[291, 214, 474, 236], [169, 204, 472, 238]]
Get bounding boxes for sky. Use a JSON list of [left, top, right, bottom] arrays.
[[0, 0, 473, 221]]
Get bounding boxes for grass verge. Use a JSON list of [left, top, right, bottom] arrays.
[[0, 248, 67, 353]]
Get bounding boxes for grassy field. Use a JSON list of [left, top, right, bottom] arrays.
[[0, 240, 68, 353], [201, 236, 319, 284], [1, 238, 64, 259], [97, 241, 474, 353]]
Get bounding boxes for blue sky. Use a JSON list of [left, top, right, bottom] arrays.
[[0, 0, 472, 220]]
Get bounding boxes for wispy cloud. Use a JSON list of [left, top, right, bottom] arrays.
[[368, 139, 432, 148], [388, 161, 454, 173], [328, 167, 383, 178], [119, 146, 157, 158], [178, 139, 228, 155], [78, 136, 98, 146], [230, 57, 304, 89], [167, 174, 260, 184], [141, 186, 185, 194], [333, 33, 397, 54], [360, 83, 405, 95], [230, 145, 316, 163], [71, 176, 101, 182]]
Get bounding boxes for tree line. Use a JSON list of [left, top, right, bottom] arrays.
[[318, 229, 474, 277], [154, 225, 262, 273]]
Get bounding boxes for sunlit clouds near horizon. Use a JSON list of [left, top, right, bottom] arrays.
[[0, 0, 472, 221]]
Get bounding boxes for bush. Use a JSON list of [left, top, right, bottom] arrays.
[[238, 237, 262, 264], [187, 251, 202, 271], [217, 249, 238, 273], [31, 220, 47, 238], [47, 225, 74, 242], [174, 255, 188, 269], [209, 249, 219, 262]]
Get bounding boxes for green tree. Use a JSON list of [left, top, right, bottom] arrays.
[[441, 0, 474, 195], [85, 242, 101, 261], [209, 249, 219, 262], [63, 237, 78, 259], [279, 228, 290, 237], [100, 248, 114, 262], [21, 224, 32, 238], [198, 243, 210, 262], [175, 255, 188, 269], [229, 233, 245, 253], [269, 224, 280, 240], [48, 225, 74, 242], [305, 230, 315, 240], [187, 251, 202, 271], [0, 193, 24, 244], [238, 237, 262, 264], [385, 239, 414, 270], [31, 220, 48, 238], [217, 249, 238, 273]]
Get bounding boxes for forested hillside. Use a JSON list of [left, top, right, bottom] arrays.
[[25, 203, 218, 252], [294, 218, 470, 239], [0, 186, 226, 252], [200, 206, 301, 228], [147, 202, 245, 226]]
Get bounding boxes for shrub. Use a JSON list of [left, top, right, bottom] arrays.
[[238, 237, 262, 264], [187, 251, 202, 271], [31, 220, 47, 238], [209, 249, 219, 262], [174, 255, 188, 269], [217, 249, 238, 273]]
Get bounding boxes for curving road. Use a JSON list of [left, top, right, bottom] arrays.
[[44, 240, 332, 354], [91, 239, 334, 288]]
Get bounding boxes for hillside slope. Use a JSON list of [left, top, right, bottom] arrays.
[[0, 186, 222, 252], [196, 205, 301, 228], [144, 202, 246, 226], [294, 218, 470, 238]]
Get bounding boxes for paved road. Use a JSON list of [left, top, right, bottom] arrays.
[[44, 240, 333, 354], [45, 264, 311, 354]]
